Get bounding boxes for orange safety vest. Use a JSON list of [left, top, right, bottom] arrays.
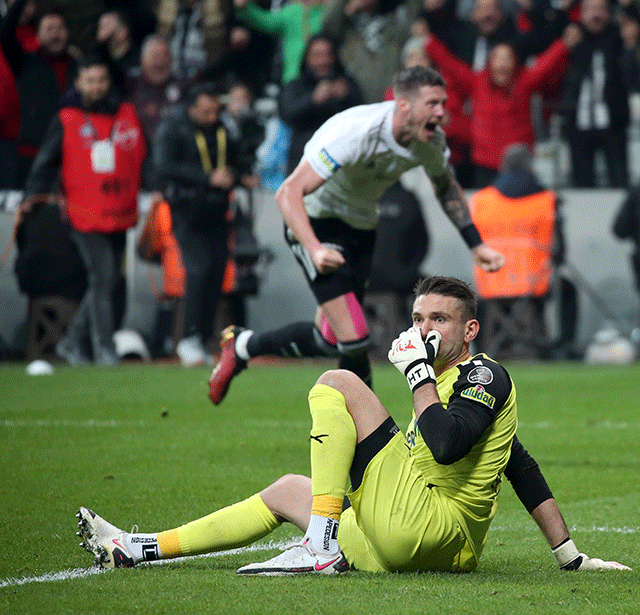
[[137, 199, 186, 299], [471, 186, 555, 298]]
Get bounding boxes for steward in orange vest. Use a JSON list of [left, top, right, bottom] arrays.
[[470, 148, 556, 300]]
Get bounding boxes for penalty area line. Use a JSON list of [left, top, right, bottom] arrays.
[[0, 539, 295, 588]]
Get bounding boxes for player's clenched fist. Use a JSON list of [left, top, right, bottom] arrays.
[[388, 328, 441, 392]]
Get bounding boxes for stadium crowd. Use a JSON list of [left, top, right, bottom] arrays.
[[2, 0, 640, 364]]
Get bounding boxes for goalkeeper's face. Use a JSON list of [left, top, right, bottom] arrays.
[[412, 293, 479, 369]]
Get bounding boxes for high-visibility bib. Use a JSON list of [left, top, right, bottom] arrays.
[[471, 186, 555, 298]]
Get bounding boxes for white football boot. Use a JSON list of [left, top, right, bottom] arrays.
[[237, 538, 350, 576], [76, 507, 137, 568]]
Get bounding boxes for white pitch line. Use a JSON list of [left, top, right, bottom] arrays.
[[0, 419, 146, 428], [491, 524, 639, 535], [518, 420, 640, 430], [3, 419, 640, 430], [0, 566, 107, 587], [3, 523, 637, 588], [0, 540, 295, 588]]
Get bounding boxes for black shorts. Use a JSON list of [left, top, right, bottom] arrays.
[[285, 217, 376, 305], [349, 416, 400, 491]]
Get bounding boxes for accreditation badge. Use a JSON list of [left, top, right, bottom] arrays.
[[90, 139, 116, 173]]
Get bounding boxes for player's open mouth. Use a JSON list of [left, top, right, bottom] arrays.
[[425, 122, 437, 132]]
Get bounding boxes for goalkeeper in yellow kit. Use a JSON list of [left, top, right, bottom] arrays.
[[77, 276, 630, 574]]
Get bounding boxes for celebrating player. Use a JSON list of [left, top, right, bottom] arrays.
[[207, 65, 505, 404], [77, 277, 629, 574]]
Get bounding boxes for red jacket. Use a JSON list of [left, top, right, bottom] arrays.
[[426, 36, 569, 170], [60, 102, 146, 233], [0, 47, 20, 141]]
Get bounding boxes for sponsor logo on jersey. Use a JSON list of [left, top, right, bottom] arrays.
[[318, 148, 340, 172], [461, 385, 496, 409], [467, 365, 494, 385]]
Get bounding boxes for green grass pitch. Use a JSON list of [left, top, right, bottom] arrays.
[[0, 359, 638, 614]]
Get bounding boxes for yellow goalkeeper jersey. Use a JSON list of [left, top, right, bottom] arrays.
[[405, 353, 518, 564]]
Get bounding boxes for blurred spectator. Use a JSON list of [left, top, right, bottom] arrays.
[[322, 0, 417, 103], [198, 20, 276, 96], [0, 0, 78, 187], [156, 0, 232, 77], [368, 180, 429, 297], [561, 0, 640, 187], [471, 143, 578, 359], [105, 0, 158, 48], [233, 0, 326, 84], [220, 81, 264, 187], [425, 25, 576, 187], [613, 184, 640, 297], [96, 9, 141, 80], [152, 82, 246, 366], [420, 0, 557, 69], [0, 41, 19, 188], [128, 34, 189, 188], [5, 0, 38, 51], [279, 33, 363, 175], [23, 53, 146, 365]]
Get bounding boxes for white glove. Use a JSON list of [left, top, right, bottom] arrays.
[[575, 555, 631, 571], [388, 327, 441, 392], [552, 539, 631, 571]]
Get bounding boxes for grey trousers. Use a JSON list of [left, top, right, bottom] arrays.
[[65, 230, 126, 358]]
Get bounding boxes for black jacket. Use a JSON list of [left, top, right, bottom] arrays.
[[279, 65, 363, 175], [0, 0, 77, 153], [562, 23, 634, 131], [420, 0, 557, 66], [613, 187, 640, 291], [152, 106, 243, 229]]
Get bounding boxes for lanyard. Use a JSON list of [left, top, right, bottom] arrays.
[[195, 127, 226, 173]]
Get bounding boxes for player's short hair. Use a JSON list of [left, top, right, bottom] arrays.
[[392, 65, 445, 98], [414, 276, 477, 321]]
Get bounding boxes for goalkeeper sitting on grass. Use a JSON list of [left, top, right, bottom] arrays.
[[77, 276, 630, 574]]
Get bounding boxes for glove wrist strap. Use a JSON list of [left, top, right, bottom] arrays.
[[552, 538, 582, 569], [405, 359, 436, 393]]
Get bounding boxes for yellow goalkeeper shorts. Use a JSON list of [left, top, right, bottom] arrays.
[[337, 432, 474, 572]]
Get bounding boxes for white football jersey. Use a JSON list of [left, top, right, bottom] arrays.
[[302, 101, 450, 230]]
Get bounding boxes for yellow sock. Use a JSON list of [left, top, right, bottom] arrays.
[[157, 493, 280, 558], [311, 494, 343, 519], [308, 383, 357, 503]]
